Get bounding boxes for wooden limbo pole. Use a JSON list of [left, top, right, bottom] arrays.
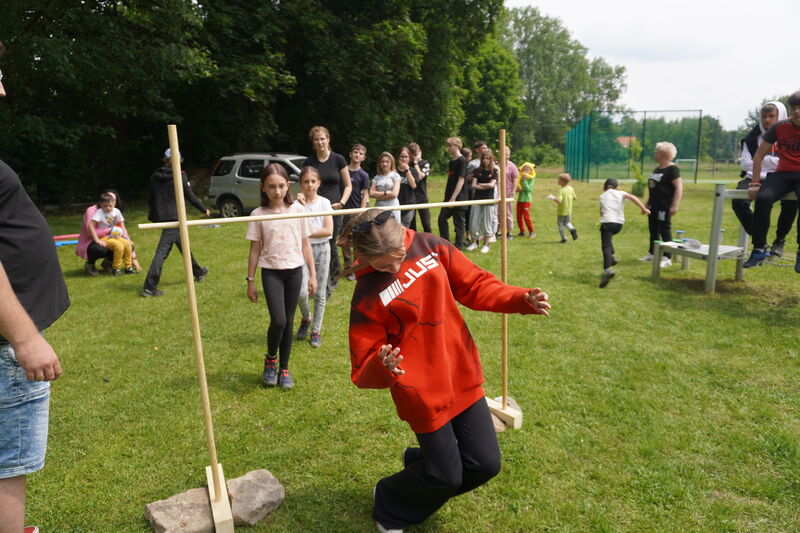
[[485, 129, 523, 430], [166, 125, 234, 532]]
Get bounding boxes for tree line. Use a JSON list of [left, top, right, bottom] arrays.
[[0, 1, 629, 204]]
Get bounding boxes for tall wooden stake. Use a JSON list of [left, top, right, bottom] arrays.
[[167, 125, 234, 531], [486, 129, 522, 430]]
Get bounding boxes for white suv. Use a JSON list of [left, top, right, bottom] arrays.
[[208, 152, 306, 217]]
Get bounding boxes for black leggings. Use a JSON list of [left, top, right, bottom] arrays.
[[600, 222, 622, 269], [752, 171, 800, 249], [261, 267, 302, 369], [373, 398, 500, 529], [86, 242, 113, 265]]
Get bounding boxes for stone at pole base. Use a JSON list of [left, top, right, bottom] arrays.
[[144, 469, 285, 532]]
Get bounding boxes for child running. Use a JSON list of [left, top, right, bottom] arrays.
[[338, 209, 550, 533], [89, 192, 136, 275], [516, 162, 536, 237], [246, 164, 316, 389], [598, 178, 650, 288], [296, 167, 333, 348], [547, 173, 578, 242], [466, 148, 499, 253]]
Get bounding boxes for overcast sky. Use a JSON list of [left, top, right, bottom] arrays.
[[506, 0, 795, 130]]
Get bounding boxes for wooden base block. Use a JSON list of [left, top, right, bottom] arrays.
[[485, 396, 523, 430], [206, 463, 235, 533]]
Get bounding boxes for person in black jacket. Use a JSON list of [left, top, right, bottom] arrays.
[[141, 149, 211, 297]]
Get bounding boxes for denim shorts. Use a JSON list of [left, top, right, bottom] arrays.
[[0, 342, 50, 478]]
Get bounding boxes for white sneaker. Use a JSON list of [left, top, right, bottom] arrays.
[[660, 257, 672, 268], [466, 242, 478, 251], [487, 235, 497, 244], [480, 245, 490, 253], [639, 253, 654, 262]]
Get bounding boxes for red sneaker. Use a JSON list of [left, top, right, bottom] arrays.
[[24, 527, 40, 533]]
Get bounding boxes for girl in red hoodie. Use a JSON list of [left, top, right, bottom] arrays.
[[339, 209, 550, 532]]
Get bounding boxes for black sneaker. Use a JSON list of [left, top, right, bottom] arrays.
[[770, 239, 785, 258], [112, 269, 123, 277], [141, 288, 165, 297], [570, 228, 578, 240], [195, 266, 209, 282], [84, 261, 99, 277], [100, 258, 112, 273], [262, 356, 278, 387], [560, 239, 568, 244], [124, 267, 137, 274], [517, 231, 525, 237], [599, 270, 615, 288], [506, 233, 514, 240], [278, 368, 294, 389], [297, 318, 311, 339]]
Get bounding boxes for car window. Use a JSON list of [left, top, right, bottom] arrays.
[[290, 157, 307, 170], [213, 159, 235, 176], [238, 159, 266, 178], [270, 160, 295, 180]]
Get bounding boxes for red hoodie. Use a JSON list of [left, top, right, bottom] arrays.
[[349, 229, 537, 433]]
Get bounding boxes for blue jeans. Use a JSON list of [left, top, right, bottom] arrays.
[[143, 228, 205, 291], [0, 342, 50, 478]]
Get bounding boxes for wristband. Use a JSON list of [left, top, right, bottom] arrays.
[[750, 181, 761, 186], [246, 276, 255, 282]]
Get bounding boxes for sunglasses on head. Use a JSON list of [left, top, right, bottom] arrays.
[[352, 210, 393, 233]]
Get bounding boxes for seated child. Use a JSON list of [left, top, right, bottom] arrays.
[[90, 192, 135, 275]]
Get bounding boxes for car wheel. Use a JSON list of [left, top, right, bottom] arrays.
[[218, 197, 243, 218]]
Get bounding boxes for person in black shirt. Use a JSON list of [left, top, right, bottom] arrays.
[[141, 149, 211, 297], [0, 50, 69, 531], [438, 137, 468, 249], [639, 142, 683, 268], [396, 147, 418, 228], [408, 142, 432, 232]]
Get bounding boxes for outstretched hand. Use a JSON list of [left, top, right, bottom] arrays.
[[378, 344, 405, 376], [526, 288, 551, 315]]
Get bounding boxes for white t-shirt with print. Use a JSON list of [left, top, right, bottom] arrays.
[[91, 207, 124, 230], [246, 203, 311, 270]]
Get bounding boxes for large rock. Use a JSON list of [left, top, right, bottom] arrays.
[[144, 469, 284, 532], [228, 469, 285, 526], [144, 487, 214, 533]]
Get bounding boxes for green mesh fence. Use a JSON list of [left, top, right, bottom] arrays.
[[565, 110, 703, 181]]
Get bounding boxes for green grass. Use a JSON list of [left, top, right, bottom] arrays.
[[34, 176, 800, 532]]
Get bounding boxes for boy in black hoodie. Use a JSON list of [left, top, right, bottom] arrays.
[[141, 148, 211, 297]]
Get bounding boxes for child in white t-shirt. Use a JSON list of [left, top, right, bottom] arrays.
[[90, 192, 135, 275], [295, 167, 333, 348], [598, 178, 649, 287]]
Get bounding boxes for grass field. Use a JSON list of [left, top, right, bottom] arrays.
[[33, 174, 800, 532]]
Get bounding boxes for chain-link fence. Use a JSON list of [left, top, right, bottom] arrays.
[[565, 110, 703, 182]]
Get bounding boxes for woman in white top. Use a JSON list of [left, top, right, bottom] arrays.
[[598, 178, 650, 288], [369, 151, 402, 222], [246, 164, 317, 389]]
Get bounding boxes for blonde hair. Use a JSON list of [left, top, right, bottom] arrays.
[[446, 137, 463, 149], [337, 209, 406, 278], [655, 141, 677, 161], [558, 173, 571, 184], [377, 151, 396, 172], [308, 125, 330, 142]]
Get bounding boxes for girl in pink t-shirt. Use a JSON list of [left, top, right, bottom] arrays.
[[245, 164, 316, 389]]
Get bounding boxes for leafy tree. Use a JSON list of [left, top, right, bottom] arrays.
[[460, 36, 524, 151], [501, 6, 626, 152]]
